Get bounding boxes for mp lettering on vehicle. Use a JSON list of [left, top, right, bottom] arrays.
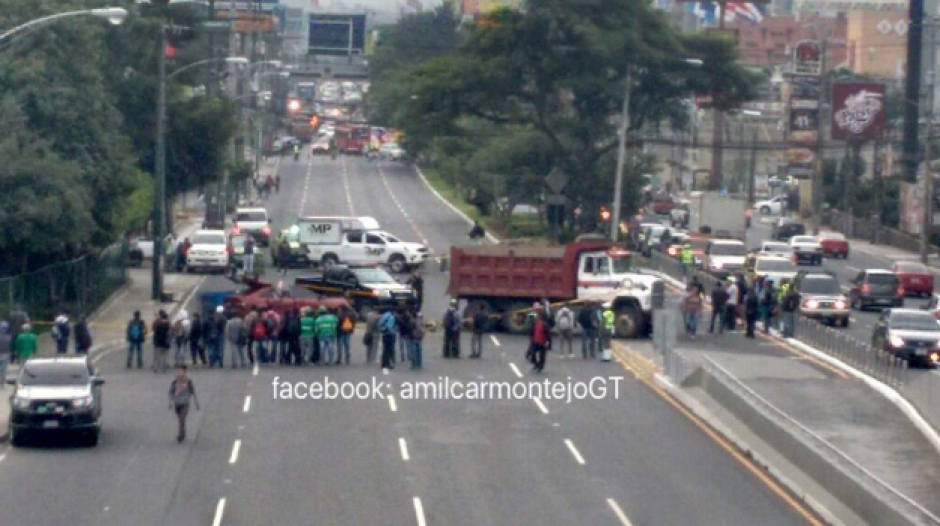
[[309, 223, 332, 234], [366, 247, 385, 256]]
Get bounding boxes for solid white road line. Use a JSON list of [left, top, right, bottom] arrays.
[[399, 438, 410, 461], [243, 396, 251, 413], [389, 395, 398, 412], [229, 440, 241, 464], [533, 397, 549, 415], [607, 498, 635, 526], [564, 439, 586, 465], [252, 363, 259, 376], [212, 498, 226, 526], [413, 497, 427, 526], [508, 363, 523, 379], [490, 335, 501, 347]]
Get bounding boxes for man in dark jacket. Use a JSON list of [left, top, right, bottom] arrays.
[[470, 305, 488, 358], [744, 291, 760, 339], [407, 270, 424, 310], [74, 316, 92, 354], [127, 311, 146, 368], [205, 307, 227, 368], [578, 303, 597, 359], [529, 311, 552, 373], [443, 300, 461, 358], [189, 312, 206, 366], [780, 287, 800, 338], [709, 281, 729, 335]]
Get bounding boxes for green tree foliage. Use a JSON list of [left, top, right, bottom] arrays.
[[369, 0, 759, 233]]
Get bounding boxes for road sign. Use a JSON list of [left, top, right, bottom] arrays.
[[545, 168, 568, 194]]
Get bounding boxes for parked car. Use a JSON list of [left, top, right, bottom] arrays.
[[893, 261, 935, 297], [759, 241, 794, 258], [793, 270, 849, 327], [816, 231, 850, 259], [651, 194, 675, 215], [872, 309, 940, 368], [7, 356, 104, 447], [772, 218, 806, 241], [745, 254, 798, 288], [789, 235, 823, 266], [753, 195, 787, 215], [848, 269, 904, 310]]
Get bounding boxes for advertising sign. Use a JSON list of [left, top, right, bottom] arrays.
[[786, 74, 820, 179], [309, 14, 367, 56], [831, 82, 886, 141], [793, 40, 822, 76]]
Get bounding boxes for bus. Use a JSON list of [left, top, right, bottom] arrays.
[[335, 124, 370, 154]]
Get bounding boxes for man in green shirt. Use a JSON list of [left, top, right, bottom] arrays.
[[300, 308, 317, 365], [314, 306, 338, 365], [14, 324, 38, 362]]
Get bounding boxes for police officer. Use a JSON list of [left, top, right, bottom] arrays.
[[600, 302, 615, 360], [680, 242, 695, 281]]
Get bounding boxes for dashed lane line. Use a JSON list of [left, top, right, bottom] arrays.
[[533, 397, 549, 415], [252, 363, 259, 376], [508, 362, 523, 379], [212, 498, 226, 526], [399, 437, 411, 461], [389, 395, 398, 412], [413, 497, 427, 526], [229, 440, 241, 464], [341, 156, 356, 216], [298, 156, 313, 216], [564, 439, 586, 465], [376, 162, 431, 248], [243, 396, 251, 413], [607, 498, 635, 526], [490, 335, 501, 347]]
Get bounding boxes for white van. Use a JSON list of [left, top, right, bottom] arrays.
[[296, 216, 429, 273]]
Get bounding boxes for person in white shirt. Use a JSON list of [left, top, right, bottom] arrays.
[[725, 279, 740, 331]]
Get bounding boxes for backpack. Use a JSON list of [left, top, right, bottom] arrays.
[[412, 321, 425, 340], [129, 321, 142, 341], [341, 316, 354, 332], [557, 310, 572, 331]]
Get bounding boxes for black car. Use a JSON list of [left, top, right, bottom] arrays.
[[872, 309, 940, 367], [772, 218, 806, 241], [7, 357, 105, 447], [295, 266, 417, 316], [848, 269, 903, 311]]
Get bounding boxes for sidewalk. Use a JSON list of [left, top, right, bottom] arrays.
[[619, 334, 940, 523]]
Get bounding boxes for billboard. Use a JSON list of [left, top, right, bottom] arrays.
[[217, 10, 274, 33], [831, 82, 886, 141], [308, 14, 366, 56], [793, 41, 822, 76], [786, 75, 820, 179]]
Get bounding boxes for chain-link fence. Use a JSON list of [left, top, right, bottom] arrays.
[[0, 242, 128, 326]]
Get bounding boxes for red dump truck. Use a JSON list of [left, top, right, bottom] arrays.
[[447, 238, 663, 338]]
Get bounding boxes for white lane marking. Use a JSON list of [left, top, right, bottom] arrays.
[[508, 362, 523, 379], [212, 498, 226, 526], [399, 437, 410, 461], [607, 498, 635, 526], [229, 440, 241, 464], [298, 155, 313, 216], [389, 395, 398, 412], [533, 397, 549, 415], [243, 396, 251, 413], [846, 266, 860, 272], [377, 163, 432, 249], [0, 447, 8, 464], [490, 335, 501, 347], [341, 156, 356, 216], [564, 439, 586, 465], [414, 497, 427, 526], [252, 363, 259, 376]]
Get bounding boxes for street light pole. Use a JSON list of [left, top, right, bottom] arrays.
[[611, 66, 632, 242], [152, 24, 167, 300], [0, 7, 127, 44]]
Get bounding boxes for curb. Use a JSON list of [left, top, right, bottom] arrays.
[[414, 164, 500, 244]]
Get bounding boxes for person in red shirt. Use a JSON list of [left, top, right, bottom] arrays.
[[529, 311, 552, 373]]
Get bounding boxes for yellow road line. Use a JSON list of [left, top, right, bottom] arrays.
[[615, 344, 824, 526]]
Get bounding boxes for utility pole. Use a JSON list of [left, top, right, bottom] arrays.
[[152, 22, 167, 301], [813, 38, 828, 231], [611, 66, 632, 242], [922, 26, 936, 264], [748, 124, 758, 205], [904, 0, 926, 183], [709, 1, 728, 191]]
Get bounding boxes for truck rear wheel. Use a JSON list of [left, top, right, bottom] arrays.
[[614, 308, 644, 339], [321, 254, 339, 270], [503, 302, 534, 334]]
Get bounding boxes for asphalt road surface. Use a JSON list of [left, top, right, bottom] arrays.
[[0, 155, 819, 525]]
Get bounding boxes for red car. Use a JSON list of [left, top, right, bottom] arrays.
[[224, 278, 350, 318], [893, 261, 935, 297], [651, 194, 675, 215], [816, 231, 849, 259]]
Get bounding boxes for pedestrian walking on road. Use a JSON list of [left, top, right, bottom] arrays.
[[172, 311, 190, 366], [471, 304, 488, 358], [243, 237, 256, 277], [276, 237, 291, 276], [126, 311, 146, 368], [300, 307, 316, 365], [578, 303, 597, 359], [0, 322, 12, 389], [744, 290, 760, 339], [14, 324, 37, 363], [337, 307, 355, 365], [408, 270, 424, 311], [152, 310, 171, 373], [555, 305, 574, 358], [169, 365, 200, 443], [206, 307, 227, 367], [680, 284, 704, 338], [189, 312, 207, 366], [364, 307, 379, 364], [761, 283, 778, 335], [709, 281, 728, 334], [410, 312, 425, 370], [74, 316, 92, 355], [529, 312, 551, 373], [274, 174, 281, 193], [725, 279, 740, 332], [52, 313, 70, 355], [378, 308, 397, 371], [443, 300, 461, 358], [226, 313, 247, 369], [315, 306, 338, 365]]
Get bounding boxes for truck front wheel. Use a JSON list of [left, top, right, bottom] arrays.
[[614, 308, 645, 339]]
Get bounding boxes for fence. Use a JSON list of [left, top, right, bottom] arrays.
[[827, 209, 930, 254], [0, 243, 128, 326]]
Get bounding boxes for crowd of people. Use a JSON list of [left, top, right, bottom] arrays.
[[679, 274, 801, 339]]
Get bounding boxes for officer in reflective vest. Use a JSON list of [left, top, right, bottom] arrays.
[[777, 279, 791, 303], [601, 303, 615, 354], [680, 242, 694, 280]]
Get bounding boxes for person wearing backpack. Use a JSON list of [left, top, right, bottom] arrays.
[[53, 313, 70, 355], [250, 311, 268, 364], [152, 310, 172, 374], [226, 312, 247, 369], [578, 303, 597, 359], [172, 311, 190, 367], [169, 365, 200, 443], [555, 305, 574, 358], [337, 307, 355, 365], [470, 304, 488, 358], [127, 311, 146, 368], [315, 306, 339, 365], [443, 300, 461, 359], [378, 308, 397, 370], [409, 311, 425, 370]]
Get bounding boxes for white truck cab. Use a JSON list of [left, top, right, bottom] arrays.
[[576, 249, 659, 313], [296, 216, 429, 273]]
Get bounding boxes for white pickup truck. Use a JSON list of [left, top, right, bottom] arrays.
[[295, 216, 429, 273]]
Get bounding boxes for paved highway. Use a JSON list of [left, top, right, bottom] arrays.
[[0, 155, 819, 525]]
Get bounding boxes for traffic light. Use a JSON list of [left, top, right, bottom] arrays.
[[599, 206, 611, 221], [309, 114, 319, 128]]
